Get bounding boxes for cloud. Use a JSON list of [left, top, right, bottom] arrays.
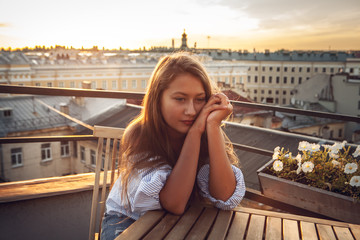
[[0, 23, 11, 28]]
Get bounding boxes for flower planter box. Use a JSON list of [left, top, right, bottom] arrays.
[[257, 159, 360, 224]]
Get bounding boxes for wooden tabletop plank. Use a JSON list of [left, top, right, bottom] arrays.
[[283, 219, 299, 240], [316, 224, 336, 240], [207, 210, 232, 240], [300, 221, 318, 240], [115, 211, 165, 240], [350, 224, 360, 240], [246, 214, 266, 240], [142, 213, 180, 240], [164, 205, 204, 240], [333, 226, 355, 240], [265, 217, 282, 240], [185, 207, 218, 240], [227, 212, 250, 240]]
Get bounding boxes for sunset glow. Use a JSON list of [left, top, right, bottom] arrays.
[[1, 0, 359, 51]]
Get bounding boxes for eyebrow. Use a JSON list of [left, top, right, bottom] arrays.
[[171, 92, 206, 97]]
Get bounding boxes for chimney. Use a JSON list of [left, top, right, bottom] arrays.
[[59, 103, 69, 115], [73, 81, 91, 106]]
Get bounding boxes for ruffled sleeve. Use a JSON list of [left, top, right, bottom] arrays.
[[197, 164, 245, 210], [127, 165, 172, 215]]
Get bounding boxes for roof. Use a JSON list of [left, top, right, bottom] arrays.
[[292, 74, 332, 102], [0, 95, 126, 137]]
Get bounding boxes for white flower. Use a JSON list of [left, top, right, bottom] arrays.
[[272, 152, 280, 160], [295, 154, 302, 163], [353, 145, 360, 158], [341, 141, 347, 148], [322, 144, 332, 149], [330, 142, 343, 152], [309, 143, 320, 152], [273, 160, 283, 172], [298, 141, 310, 151], [344, 163, 358, 174], [329, 152, 339, 159], [331, 160, 340, 167], [350, 176, 360, 187], [274, 146, 280, 153], [296, 162, 302, 174], [302, 161, 314, 173]]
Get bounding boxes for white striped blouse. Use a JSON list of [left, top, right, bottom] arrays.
[[105, 163, 246, 220]]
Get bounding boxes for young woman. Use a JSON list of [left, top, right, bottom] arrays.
[[101, 52, 245, 239]]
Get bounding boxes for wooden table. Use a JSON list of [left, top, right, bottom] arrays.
[[116, 203, 360, 240]]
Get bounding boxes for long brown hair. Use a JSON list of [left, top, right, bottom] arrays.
[[119, 52, 238, 205]]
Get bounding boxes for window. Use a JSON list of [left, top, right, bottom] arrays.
[[358, 100, 360, 110], [255, 76, 258, 83], [275, 90, 279, 95], [269, 76, 272, 84], [41, 143, 52, 161], [276, 77, 280, 84], [315, 68, 318, 73], [139, 79, 145, 89], [91, 81, 96, 89], [254, 97, 257, 102], [232, 77, 236, 85], [11, 148, 23, 167], [112, 80, 117, 89], [307, 67, 311, 73], [47, 82, 52, 87], [277, 67, 280, 72], [91, 150, 96, 166], [283, 77, 287, 84], [122, 80, 128, 89], [282, 98, 287, 104], [322, 68, 326, 73], [35, 83, 41, 86], [70, 81, 75, 88], [247, 76, 251, 83], [73, 141, 78, 158], [255, 67, 258, 71], [261, 90, 265, 94], [80, 146, 85, 162], [132, 80, 137, 89], [61, 141, 70, 157], [338, 129, 342, 138], [275, 98, 279, 104], [299, 77, 302, 84], [58, 82, 64, 88], [102, 80, 107, 89], [261, 76, 265, 83], [284, 67, 288, 72], [291, 77, 295, 84], [299, 67, 302, 72], [283, 90, 287, 95], [254, 89, 257, 94], [291, 67, 295, 72], [268, 90, 272, 94], [330, 68, 334, 73], [262, 67, 265, 72], [269, 67, 273, 71]]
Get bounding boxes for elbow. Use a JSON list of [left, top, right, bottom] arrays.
[[160, 200, 187, 215]]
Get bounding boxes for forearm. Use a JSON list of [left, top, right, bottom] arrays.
[[159, 129, 202, 214], [207, 124, 236, 201]]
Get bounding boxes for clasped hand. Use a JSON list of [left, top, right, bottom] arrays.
[[190, 93, 233, 133]]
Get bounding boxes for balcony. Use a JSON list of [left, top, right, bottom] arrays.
[[0, 84, 359, 239]]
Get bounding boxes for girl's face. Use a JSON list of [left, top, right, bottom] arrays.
[[160, 73, 206, 138]]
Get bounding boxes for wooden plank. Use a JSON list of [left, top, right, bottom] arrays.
[[207, 210, 232, 240], [185, 207, 218, 240], [164, 205, 204, 240], [316, 224, 336, 240], [265, 217, 282, 240], [333, 226, 355, 240], [115, 210, 165, 240], [350, 224, 360, 240], [227, 212, 250, 240], [246, 214, 265, 240], [142, 213, 180, 240], [300, 221, 318, 240], [233, 206, 351, 228], [283, 219, 299, 240]]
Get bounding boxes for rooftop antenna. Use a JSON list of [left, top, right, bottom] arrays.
[[207, 36, 211, 49]]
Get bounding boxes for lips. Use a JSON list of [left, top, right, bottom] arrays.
[[182, 120, 194, 126]]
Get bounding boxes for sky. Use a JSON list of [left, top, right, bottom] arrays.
[[0, 0, 359, 51]]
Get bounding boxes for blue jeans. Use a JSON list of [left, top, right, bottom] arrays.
[[100, 213, 135, 240]]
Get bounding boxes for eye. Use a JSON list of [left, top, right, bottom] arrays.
[[195, 98, 205, 103], [175, 97, 185, 102]]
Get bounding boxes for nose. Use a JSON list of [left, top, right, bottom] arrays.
[[184, 101, 196, 116]]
